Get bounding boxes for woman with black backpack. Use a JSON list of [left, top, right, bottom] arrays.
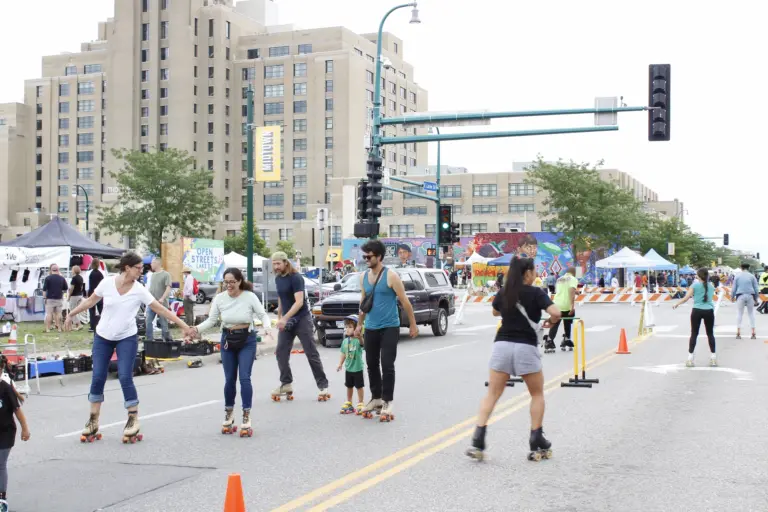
[[466, 257, 562, 462]]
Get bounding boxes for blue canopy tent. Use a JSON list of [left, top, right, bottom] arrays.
[[679, 265, 696, 274], [487, 253, 514, 266], [641, 249, 677, 271]]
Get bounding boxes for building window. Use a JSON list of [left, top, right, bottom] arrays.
[[65, 65, 77, 76], [264, 181, 283, 188], [141, 89, 150, 100], [279, 229, 293, 241], [298, 44, 312, 54], [58, 152, 69, 164], [58, 168, 69, 180], [325, 137, 333, 149], [160, 47, 169, 60], [208, 18, 214, 37], [226, 21, 231, 39], [390, 225, 415, 237], [293, 175, 307, 188], [36, 103, 43, 114], [141, 70, 149, 82], [142, 23, 149, 41], [325, 99, 333, 111], [264, 194, 284, 207], [161, 0, 168, 9], [293, 139, 307, 151], [58, 135, 69, 147], [509, 183, 535, 196], [472, 184, 497, 197], [293, 119, 307, 132], [78, 81, 94, 94], [264, 102, 284, 115], [325, 155, 333, 169], [508, 203, 535, 213], [382, 189, 393, 200], [330, 226, 342, 246], [293, 82, 307, 96], [400, 86, 407, 99], [160, 87, 168, 98], [293, 212, 307, 220], [160, 105, 169, 116], [77, 151, 94, 162], [160, 21, 169, 39], [410, 91, 417, 103], [77, 100, 94, 112], [247, 48, 260, 60], [58, 118, 69, 129], [77, 116, 93, 128], [291, 100, 307, 114], [269, 46, 290, 57], [499, 222, 525, 232], [59, 84, 70, 96], [258, 229, 270, 243], [208, 104, 214, 115], [425, 224, 437, 237], [77, 133, 94, 145], [264, 65, 284, 79], [77, 167, 94, 179], [58, 185, 69, 197], [264, 84, 284, 97], [366, 71, 375, 85], [381, 207, 393, 216], [293, 63, 307, 77], [207, 141, 214, 152], [293, 193, 307, 206], [158, 123, 168, 136], [293, 157, 307, 169], [141, 107, 149, 117], [208, 122, 214, 134], [325, 60, 334, 73], [58, 102, 69, 114], [461, 223, 487, 235], [403, 206, 427, 215], [473, 204, 497, 214], [142, 0, 148, 12]]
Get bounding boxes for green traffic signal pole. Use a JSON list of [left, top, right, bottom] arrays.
[[246, 83, 255, 282], [433, 126, 441, 269], [73, 184, 89, 234]]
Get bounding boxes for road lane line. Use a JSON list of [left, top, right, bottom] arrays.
[[408, 344, 464, 357], [270, 348, 620, 512], [453, 324, 497, 333], [585, 325, 614, 333], [54, 400, 221, 438], [307, 351, 624, 511]]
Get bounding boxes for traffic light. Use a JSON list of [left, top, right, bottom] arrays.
[[450, 222, 460, 244], [438, 205, 452, 244], [648, 64, 671, 141], [356, 180, 369, 222], [757, 252, 760, 260], [365, 155, 383, 221], [723, 233, 729, 246], [354, 179, 380, 238]]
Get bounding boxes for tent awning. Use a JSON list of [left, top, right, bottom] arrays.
[[0, 217, 124, 257], [596, 247, 656, 269], [627, 248, 677, 271]]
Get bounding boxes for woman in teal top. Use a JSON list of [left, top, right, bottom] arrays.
[[673, 267, 717, 367]]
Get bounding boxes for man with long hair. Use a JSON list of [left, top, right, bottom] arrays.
[[271, 252, 329, 401]]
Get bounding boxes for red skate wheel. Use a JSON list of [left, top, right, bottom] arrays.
[[232, 426, 237, 432], [287, 395, 294, 401], [130, 437, 136, 444], [122, 438, 128, 444], [137, 434, 143, 441], [96, 433, 102, 440], [248, 431, 253, 437]]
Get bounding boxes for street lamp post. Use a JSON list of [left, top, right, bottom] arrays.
[[246, 83, 255, 282], [430, 126, 441, 268], [72, 184, 89, 234]]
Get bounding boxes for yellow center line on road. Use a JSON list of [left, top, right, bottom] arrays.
[[306, 347, 629, 511], [270, 340, 630, 512]]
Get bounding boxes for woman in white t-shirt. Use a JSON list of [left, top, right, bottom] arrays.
[[65, 252, 194, 443]]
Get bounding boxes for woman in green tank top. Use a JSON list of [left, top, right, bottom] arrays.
[[673, 267, 717, 367]]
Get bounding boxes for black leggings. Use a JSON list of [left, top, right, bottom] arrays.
[[690, 308, 715, 354], [548, 310, 574, 340], [364, 327, 399, 402]]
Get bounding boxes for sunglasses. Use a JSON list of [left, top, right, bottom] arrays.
[[363, 254, 378, 261]]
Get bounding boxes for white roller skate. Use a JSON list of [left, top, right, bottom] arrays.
[[121, 411, 143, 444], [355, 402, 365, 415], [317, 388, 331, 402], [709, 354, 718, 367], [379, 401, 395, 422], [0, 498, 8, 512], [221, 408, 236, 434], [685, 355, 695, 367], [271, 383, 294, 402], [239, 409, 253, 438], [361, 398, 383, 419], [80, 412, 102, 443]]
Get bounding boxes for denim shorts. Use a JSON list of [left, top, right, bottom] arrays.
[[489, 341, 542, 376]]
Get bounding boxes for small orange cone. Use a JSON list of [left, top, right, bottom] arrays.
[[223, 473, 246, 512], [616, 328, 631, 354]]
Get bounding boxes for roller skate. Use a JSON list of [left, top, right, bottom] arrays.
[[239, 409, 253, 438], [340, 401, 355, 414], [80, 413, 102, 443], [750, 332, 757, 340], [355, 402, 365, 415], [465, 425, 486, 461], [271, 383, 294, 402], [709, 355, 718, 367], [379, 401, 395, 422], [685, 357, 695, 368], [543, 336, 557, 354], [361, 398, 383, 419], [560, 337, 574, 351], [0, 498, 7, 512], [736, 332, 742, 340], [317, 388, 331, 402], [221, 408, 237, 434], [527, 427, 552, 461], [121, 411, 143, 444]]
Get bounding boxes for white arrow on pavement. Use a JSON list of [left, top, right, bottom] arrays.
[[630, 364, 753, 380]]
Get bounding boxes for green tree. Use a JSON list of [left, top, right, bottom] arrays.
[[97, 148, 224, 254], [524, 157, 646, 252], [274, 240, 297, 259], [223, 220, 271, 257]]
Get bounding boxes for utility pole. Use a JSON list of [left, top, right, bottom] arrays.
[[246, 83, 255, 282]]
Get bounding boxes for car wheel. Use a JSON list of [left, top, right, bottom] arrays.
[[317, 328, 327, 347], [431, 307, 448, 336], [195, 291, 206, 304]]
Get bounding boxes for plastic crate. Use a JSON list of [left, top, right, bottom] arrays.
[[11, 363, 25, 381], [63, 358, 81, 375], [78, 356, 93, 372], [144, 340, 182, 359], [181, 342, 214, 356]]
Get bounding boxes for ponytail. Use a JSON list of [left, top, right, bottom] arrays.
[[502, 257, 535, 314], [697, 267, 709, 302]]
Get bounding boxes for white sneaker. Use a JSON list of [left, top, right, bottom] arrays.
[[710, 355, 718, 367]]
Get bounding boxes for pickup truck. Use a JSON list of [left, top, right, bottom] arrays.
[[311, 267, 456, 347]]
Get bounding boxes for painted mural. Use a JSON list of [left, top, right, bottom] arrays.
[[341, 233, 599, 284]]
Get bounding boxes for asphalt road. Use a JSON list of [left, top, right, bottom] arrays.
[[8, 301, 768, 511]]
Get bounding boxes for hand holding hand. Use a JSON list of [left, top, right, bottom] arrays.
[[337, 365, 342, 372], [276, 319, 286, 331], [353, 325, 362, 338]]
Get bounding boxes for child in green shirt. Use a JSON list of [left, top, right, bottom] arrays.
[[337, 315, 365, 414]]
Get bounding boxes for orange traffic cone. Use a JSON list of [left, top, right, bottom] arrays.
[[223, 473, 246, 512], [616, 328, 631, 354], [3, 325, 19, 363]]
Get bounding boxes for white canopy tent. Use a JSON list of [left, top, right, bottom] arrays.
[[456, 251, 490, 267], [222, 252, 268, 271], [596, 247, 656, 269]]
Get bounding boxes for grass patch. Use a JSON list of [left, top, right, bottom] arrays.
[[7, 322, 94, 354]]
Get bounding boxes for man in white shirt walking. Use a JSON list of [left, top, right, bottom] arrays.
[[182, 268, 196, 327]]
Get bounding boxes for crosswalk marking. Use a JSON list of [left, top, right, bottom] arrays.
[[585, 325, 613, 333], [652, 325, 678, 333]]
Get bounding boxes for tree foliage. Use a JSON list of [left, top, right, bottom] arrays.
[[223, 220, 271, 258], [97, 148, 224, 255], [275, 240, 297, 259]]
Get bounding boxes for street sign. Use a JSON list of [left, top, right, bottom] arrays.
[[423, 181, 438, 192], [382, 168, 391, 186], [594, 97, 618, 126], [396, 110, 491, 129], [667, 242, 675, 256]]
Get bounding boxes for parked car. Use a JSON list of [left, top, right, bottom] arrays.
[[311, 267, 456, 347], [196, 282, 219, 304]]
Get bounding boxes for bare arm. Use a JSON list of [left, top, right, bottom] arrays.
[[492, 306, 501, 317], [160, 284, 172, 303], [674, 286, 695, 308], [545, 304, 562, 324], [148, 300, 190, 330], [15, 407, 30, 440], [357, 274, 367, 326], [569, 287, 576, 311], [282, 290, 305, 321]]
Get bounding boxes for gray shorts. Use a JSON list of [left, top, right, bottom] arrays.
[[489, 341, 542, 376], [46, 299, 64, 315]]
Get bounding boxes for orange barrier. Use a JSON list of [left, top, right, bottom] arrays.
[[616, 328, 631, 354], [224, 473, 246, 512]]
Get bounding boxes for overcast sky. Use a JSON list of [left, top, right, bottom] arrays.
[[2, 0, 765, 260]]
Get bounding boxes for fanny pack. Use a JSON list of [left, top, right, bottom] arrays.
[[223, 327, 250, 350]]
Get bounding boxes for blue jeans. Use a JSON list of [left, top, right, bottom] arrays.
[[220, 332, 257, 410], [145, 306, 171, 341], [89, 333, 140, 408]]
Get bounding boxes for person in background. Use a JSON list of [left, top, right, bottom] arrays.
[[546, 273, 557, 294], [0, 353, 31, 512], [611, 275, 619, 288], [634, 272, 643, 290], [757, 265, 768, 315], [182, 268, 196, 328], [67, 266, 86, 331], [673, 267, 717, 367], [543, 267, 578, 352], [145, 257, 172, 342], [598, 275, 605, 288], [88, 258, 104, 333], [731, 263, 759, 340], [42, 264, 68, 333]]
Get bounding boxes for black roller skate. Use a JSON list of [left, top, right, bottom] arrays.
[[543, 335, 556, 354], [560, 337, 574, 351], [527, 427, 552, 461], [465, 425, 486, 461]]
